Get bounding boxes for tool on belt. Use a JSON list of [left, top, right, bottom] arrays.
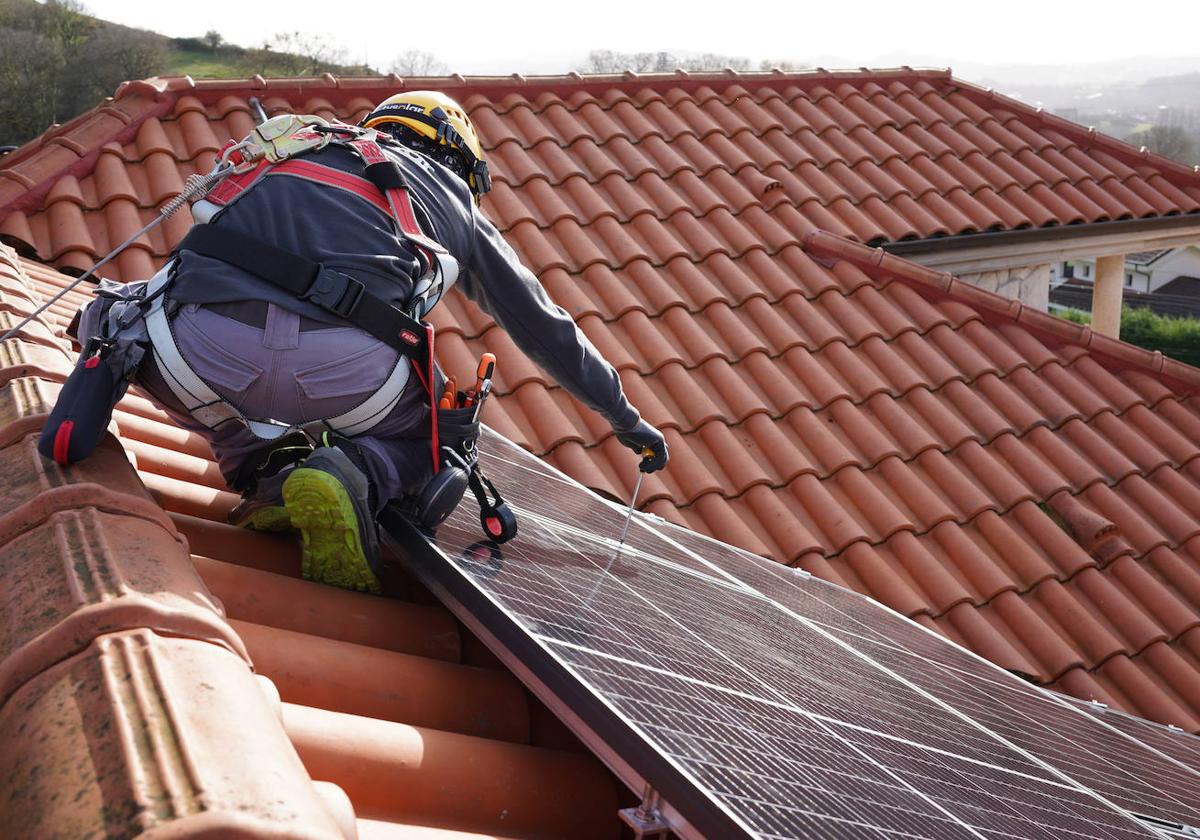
[[406, 352, 516, 543]]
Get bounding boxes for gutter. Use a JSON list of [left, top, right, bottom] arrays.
[[883, 213, 1200, 274]]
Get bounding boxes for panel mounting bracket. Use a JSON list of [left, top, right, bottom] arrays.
[[619, 785, 672, 838]]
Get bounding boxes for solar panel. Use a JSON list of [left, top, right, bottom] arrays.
[[380, 429, 1194, 839], [736, 564, 1200, 831]]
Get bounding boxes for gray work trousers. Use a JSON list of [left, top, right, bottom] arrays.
[[135, 302, 435, 509]]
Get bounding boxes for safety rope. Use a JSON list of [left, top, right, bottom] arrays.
[[0, 163, 234, 346]]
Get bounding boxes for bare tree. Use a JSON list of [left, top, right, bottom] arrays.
[[1128, 125, 1198, 164], [578, 49, 751, 74], [760, 59, 813, 72], [579, 50, 678, 73], [35, 0, 92, 48], [681, 53, 751, 72], [389, 49, 448, 76], [0, 0, 93, 47], [245, 31, 348, 76], [63, 26, 169, 112]]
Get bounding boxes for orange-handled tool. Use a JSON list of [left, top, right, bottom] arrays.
[[438, 376, 457, 410], [470, 353, 497, 424], [474, 353, 495, 394], [464, 353, 496, 409]]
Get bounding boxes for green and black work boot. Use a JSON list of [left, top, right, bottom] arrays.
[[282, 442, 382, 594], [228, 435, 314, 532], [228, 466, 295, 532]]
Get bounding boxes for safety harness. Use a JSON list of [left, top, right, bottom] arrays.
[[149, 118, 454, 462], [40, 113, 517, 542]]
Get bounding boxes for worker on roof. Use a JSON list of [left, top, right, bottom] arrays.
[[49, 91, 668, 594]]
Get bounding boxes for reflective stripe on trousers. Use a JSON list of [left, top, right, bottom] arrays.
[[135, 302, 436, 508]]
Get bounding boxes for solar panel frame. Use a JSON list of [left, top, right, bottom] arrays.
[[379, 508, 748, 838]]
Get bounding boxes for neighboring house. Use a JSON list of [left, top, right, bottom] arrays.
[[1052, 245, 1200, 293], [6, 68, 1200, 837], [1049, 246, 1200, 317]]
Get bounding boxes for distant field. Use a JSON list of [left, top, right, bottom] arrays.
[[166, 48, 247, 78]]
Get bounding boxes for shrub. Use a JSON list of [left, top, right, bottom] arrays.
[[1053, 305, 1200, 368]]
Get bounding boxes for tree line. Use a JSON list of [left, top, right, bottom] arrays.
[[0, 0, 455, 148], [0, 0, 167, 146]]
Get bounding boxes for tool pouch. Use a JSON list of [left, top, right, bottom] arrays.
[[411, 405, 482, 527], [38, 283, 149, 466], [436, 403, 481, 451], [38, 341, 136, 465]]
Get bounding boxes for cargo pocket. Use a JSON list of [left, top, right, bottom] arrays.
[[172, 310, 264, 396], [293, 339, 401, 420]]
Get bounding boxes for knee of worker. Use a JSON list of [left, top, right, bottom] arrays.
[[345, 436, 434, 511]]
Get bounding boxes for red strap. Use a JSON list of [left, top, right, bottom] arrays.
[[269, 160, 392, 217], [349, 139, 426, 238], [53, 420, 74, 465], [207, 160, 271, 206], [425, 324, 439, 474]]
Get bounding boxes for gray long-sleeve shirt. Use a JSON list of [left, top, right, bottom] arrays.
[[170, 138, 639, 432]]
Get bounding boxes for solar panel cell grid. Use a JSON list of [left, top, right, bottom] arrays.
[[383, 430, 1188, 839]]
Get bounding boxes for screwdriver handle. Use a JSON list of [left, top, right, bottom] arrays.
[[474, 353, 496, 392], [466, 353, 496, 409], [438, 376, 457, 409]]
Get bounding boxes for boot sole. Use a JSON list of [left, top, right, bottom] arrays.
[[283, 467, 381, 594], [234, 505, 292, 532]]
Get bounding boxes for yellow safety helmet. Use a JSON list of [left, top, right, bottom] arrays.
[[361, 91, 491, 199]]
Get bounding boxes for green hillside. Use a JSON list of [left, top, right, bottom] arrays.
[[0, 0, 379, 148]]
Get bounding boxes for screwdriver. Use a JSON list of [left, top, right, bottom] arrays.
[[614, 447, 654, 550], [582, 447, 655, 609]]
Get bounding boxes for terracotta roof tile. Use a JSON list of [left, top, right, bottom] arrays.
[[8, 67, 1200, 831], [5, 69, 1200, 279]]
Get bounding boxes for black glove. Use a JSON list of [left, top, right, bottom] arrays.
[[616, 419, 669, 473]]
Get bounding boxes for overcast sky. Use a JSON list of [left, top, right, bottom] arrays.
[[82, 0, 1199, 76]]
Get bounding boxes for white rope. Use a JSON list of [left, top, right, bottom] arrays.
[[0, 166, 232, 345]]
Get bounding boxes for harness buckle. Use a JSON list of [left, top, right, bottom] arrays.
[[302, 266, 365, 318]]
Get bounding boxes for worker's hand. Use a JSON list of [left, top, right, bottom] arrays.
[[615, 419, 668, 473]]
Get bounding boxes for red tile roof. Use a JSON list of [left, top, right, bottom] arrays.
[[3, 70, 1200, 281], [7, 68, 1200, 834], [0, 248, 623, 836]]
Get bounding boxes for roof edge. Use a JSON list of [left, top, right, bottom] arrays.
[[0, 88, 177, 218], [883, 213, 1200, 257], [802, 229, 1200, 395], [945, 76, 1200, 188]]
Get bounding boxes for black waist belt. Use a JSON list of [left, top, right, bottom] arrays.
[[175, 224, 429, 368]]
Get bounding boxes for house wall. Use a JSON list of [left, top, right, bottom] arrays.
[[1148, 246, 1200, 292], [958, 263, 1051, 310]]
